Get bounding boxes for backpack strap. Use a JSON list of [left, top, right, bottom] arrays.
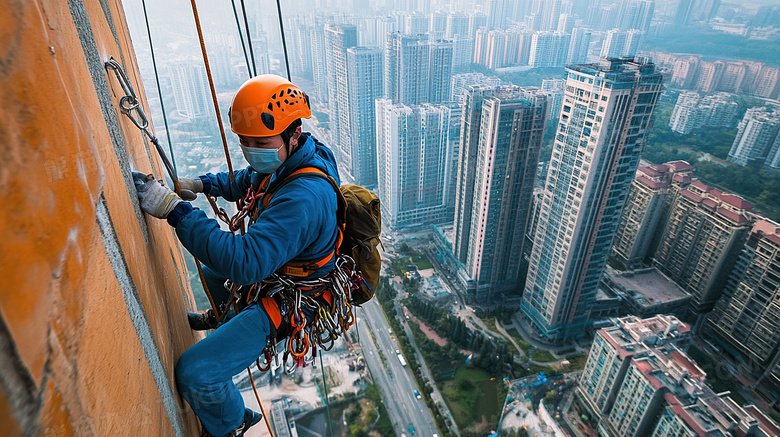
[[260, 167, 346, 278]]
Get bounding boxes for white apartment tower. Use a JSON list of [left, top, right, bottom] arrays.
[[376, 100, 453, 230], [385, 32, 453, 106], [169, 63, 210, 119], [521, 58, 663, 343]]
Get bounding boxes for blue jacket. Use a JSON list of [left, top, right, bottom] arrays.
[[171, 133, 341, 285]]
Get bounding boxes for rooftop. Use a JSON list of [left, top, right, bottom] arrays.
[[609, 269, 692, 307]]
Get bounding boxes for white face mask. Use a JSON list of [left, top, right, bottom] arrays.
[[240, 144, 284, 174]]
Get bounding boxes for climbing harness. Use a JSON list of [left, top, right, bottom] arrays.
[[105, 58, 181, 196], [209, 180, 362, 369]]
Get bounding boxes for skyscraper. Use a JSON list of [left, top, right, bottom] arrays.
[[567, 27, 592, 64], [343, 47, 383, 188], [580, 315, 776, 437], [168, 63, 210, 119], [453, 86, 548, 304], [375, 100, 453, 230], [600, 29, 628, 58], [654, 180, 754, 322], [325, 23, 358, 166], [708, 219, 780, 391], [529, 31, 570, 67], [727, 107, 780, 167], [521, 58, 663, 343], [384, 32, 453, 105]]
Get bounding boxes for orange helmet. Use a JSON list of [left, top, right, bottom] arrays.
[[229, 74, 311, 137]]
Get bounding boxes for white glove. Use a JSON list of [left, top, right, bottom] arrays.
[[178, 177, 203, 201], [132, 172, 183, 219]]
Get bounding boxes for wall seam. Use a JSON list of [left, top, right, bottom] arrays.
[[96, 194, 185, 437], [0, 311, 43, 437], [67, 0, 149, 243]]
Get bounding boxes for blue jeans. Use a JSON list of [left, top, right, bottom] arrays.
[[176, 301, 271, 436]]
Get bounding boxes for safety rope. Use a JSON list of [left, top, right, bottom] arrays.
[[140, 0, 175, 173], [320, 353, 335, 437], [248, 365, 274, 437], [188, 0, 234, 182], [230, 0, 253, 79], [104, 58, 181, 196], [275, 0, 292, 81], [239, 0, 257, 76]]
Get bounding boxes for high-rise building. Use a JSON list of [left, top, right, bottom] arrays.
[[613, 164, 673, 269], [404, 12, 428, 35], [600, 29, 629, 58], [486, 0, 509, 29], [375, 100, 453, 230], [521, 58, 663, 343], [727, 107, 780, 167], [579, 315, 691, 419], [754, 66, 780, 100], [636, 0, 655, 33], [325, 23, 358, 164], [708, 219, 780, 391], [669, 92, 704, 134], [719, 61, 747, 93], [428, 40, 454, 103], [311, 21, 329, 103], [529, 31, 570, 67], [580, 315, 777, 437], [541, 0, 562, 31], [385, 32, 453, 105], [695, 60, 726, 92], [429, 11, 448, 39], [612, 161, 696, 269], [453, 86, 548, 303], [451, 36, 475, 72], [446, 11, 470, 38], [674, 0, 694, 25], [341, 47, 383, 188], [670, 56, 701, 89], [669, 91, 738, 134], [450, 73, 502, 101], [169, 63, 210, 119], [654, 180, 754, 323], [541, 78, 565, 120], [567, 27, 592, 64], [623, 29, 643, 58]]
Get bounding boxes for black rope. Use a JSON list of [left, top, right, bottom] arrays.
[[275, 0, 292, 81], [141, 0, 176, 171], [231, 0, 253, 79], [240, 0, 257, 76]]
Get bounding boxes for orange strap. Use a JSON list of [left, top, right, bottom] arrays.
[[259, 167, 346, 278], [261, 296, 282, 329]]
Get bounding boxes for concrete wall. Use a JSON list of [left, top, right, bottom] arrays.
[[0, 0, 200, 435]]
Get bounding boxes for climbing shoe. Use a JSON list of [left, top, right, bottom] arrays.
[[241, 408, 263, 432], [187, 309, 218, 331], [200, 408, 263, 437]]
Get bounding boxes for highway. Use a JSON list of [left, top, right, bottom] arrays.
[[357, 299, 438, 437]]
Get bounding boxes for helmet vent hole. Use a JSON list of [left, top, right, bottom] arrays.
[[267, 103, 274, 111], [261, 112, 275, 130]]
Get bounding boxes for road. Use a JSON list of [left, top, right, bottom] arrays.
[[357, 299, 438, 437]]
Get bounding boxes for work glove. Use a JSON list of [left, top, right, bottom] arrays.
[[178, 177, 203, 200], [132, 171, 183, 219]]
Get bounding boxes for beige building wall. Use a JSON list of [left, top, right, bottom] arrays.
[[1, 0, 200, 435]]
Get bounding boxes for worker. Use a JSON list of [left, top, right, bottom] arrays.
[[132, 74, 340, 437]]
